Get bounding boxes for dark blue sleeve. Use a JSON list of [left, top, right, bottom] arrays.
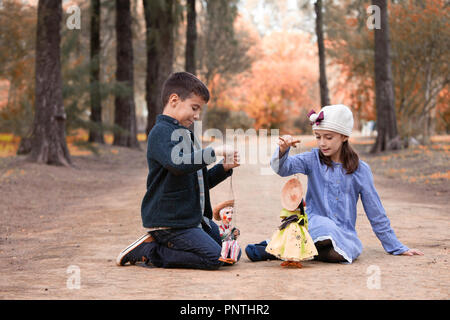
[[148, 124, 217, 176], [207, 161, 233, 189]]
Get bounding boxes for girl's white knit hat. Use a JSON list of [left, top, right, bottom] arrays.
[[308, 104, 354, 137]]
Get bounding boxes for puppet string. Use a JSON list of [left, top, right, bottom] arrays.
[[229, 174, 236, 227]]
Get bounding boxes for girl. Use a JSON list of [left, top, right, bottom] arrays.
[[270, 104, 423, 263]]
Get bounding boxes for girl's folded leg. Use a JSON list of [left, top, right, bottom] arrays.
[[313, 240, 346, 263]]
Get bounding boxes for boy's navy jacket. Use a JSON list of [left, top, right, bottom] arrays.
[[141, 114, 233, 229]]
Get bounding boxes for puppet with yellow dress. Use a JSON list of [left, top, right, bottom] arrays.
[[266, 177, 318, 268]]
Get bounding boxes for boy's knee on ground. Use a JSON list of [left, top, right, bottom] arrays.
[[203, 245, 226, 269], [198, 251, 223, 270], [207, 260, 224, 270]]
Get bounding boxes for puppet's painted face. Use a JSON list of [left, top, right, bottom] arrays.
[[219, 206, 234, 225]]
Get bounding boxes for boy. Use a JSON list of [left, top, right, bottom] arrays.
[[116, 72, 240, 270]]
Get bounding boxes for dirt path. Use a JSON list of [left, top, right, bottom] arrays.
[[1, 138, 449, 300]]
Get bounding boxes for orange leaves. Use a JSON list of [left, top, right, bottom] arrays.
[[228, 31, 319, 130], [407, 177, 418, 183], [345, 17, 357, 28], [2, 169, 15, 178], [389, 168, 407, 174], [0, 130, 147, 158], [382, 163, 450, 183], [405, 170, 450, 184], [0, 133, 20, 157], [349, 137, 375, 145], [0, 80, 9, 109], [0, 133, 17, 143], [364, 134, 450, 186], [0, 168, 25, 180], [427, 171, 450, 180]]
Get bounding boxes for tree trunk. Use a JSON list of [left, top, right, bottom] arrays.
[[185, 0, 197, 75], [370, 0, 401, 153], [89, 0, 104, 144], [422, 55, 437, 145], [155, 0, 175, 110], [29, 0, 71, 166], [143, 0, 159, 136], [114, 0, 139, 148], [314, 0, 330, 107], [143, 0, 176, 135]]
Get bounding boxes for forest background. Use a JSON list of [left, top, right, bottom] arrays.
[[0, 0, 449, 301], [0, 0, 448, 160]]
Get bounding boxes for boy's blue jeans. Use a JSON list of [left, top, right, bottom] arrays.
[[146, 219, 241, 270]]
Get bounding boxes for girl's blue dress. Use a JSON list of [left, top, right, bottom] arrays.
[[270, 147, 409, 263]]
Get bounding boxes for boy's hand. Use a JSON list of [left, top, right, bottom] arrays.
[[223, 150, 240, 171], [278, 135, 301, 156], [213, 144, 240, 171], [213, 144, 235, 157]]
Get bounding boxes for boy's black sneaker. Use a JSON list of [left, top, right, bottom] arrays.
[[116, 233, 154, 266]]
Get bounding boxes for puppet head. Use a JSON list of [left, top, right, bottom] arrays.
[[219, 206, 234, 226], [281, 178, 303, 211], [213, 200, 235, 222]]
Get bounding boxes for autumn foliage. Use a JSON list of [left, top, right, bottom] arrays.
[[327, 0, 449, 138], [0, 0, 448, 146], [224, 31, 319, 131], [0, 1, 37, 136]]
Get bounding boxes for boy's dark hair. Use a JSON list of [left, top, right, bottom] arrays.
[[161, 72, 210, 108]]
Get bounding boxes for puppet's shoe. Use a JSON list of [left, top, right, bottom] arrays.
[[116, 233, 155, 266], [219, 257, 236, 265], [281, 261, 302, 268]]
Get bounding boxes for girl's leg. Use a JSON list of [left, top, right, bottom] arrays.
[[314, 239, 346, 263]]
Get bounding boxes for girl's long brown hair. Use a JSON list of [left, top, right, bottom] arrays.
[[318, 140, 359, 174]]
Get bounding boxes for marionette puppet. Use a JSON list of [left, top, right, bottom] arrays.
[[265, 177, 318, 268], [213, 200, 241, 265]]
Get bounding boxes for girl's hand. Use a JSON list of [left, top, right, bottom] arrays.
[[278, 135, 301, 156], [401, 248, 424, 256]]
